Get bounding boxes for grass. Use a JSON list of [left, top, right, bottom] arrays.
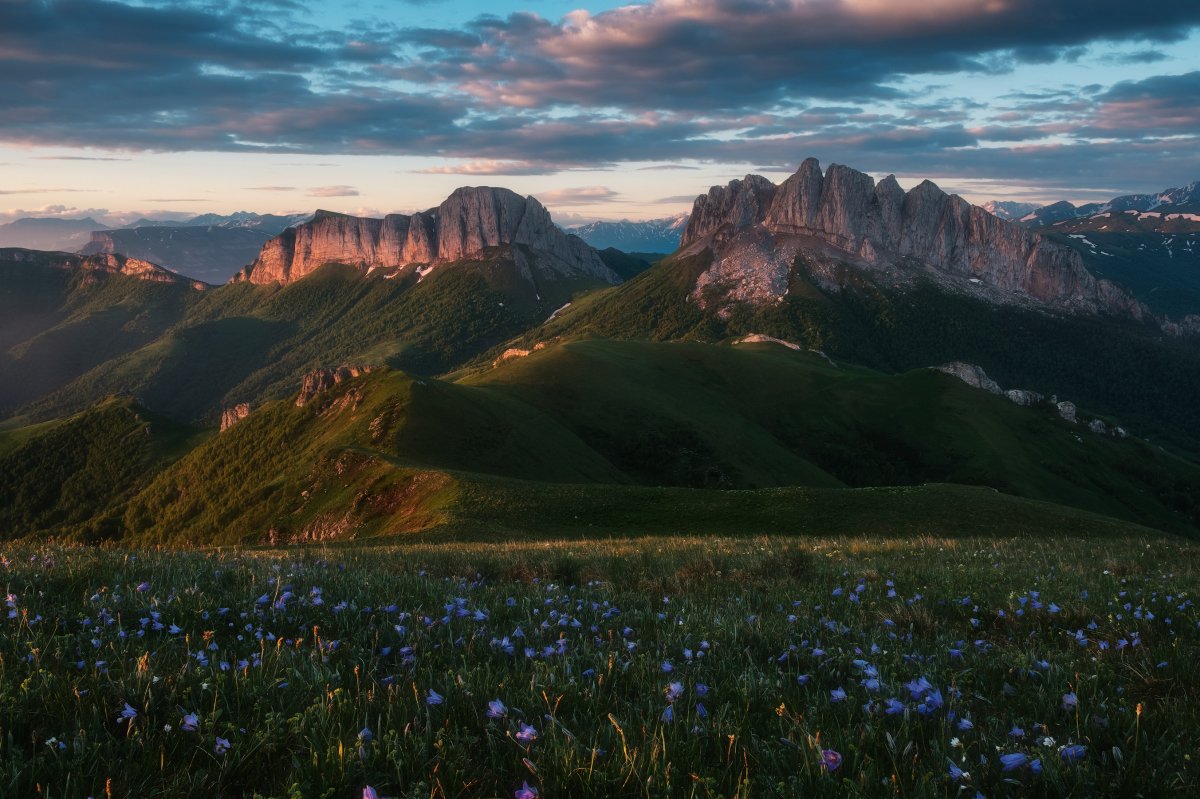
[[1, 533, 1197, 797]]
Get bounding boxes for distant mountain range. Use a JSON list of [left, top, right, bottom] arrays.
[[0, 213, 309, 282], [983, 181, 1200, 228], [565, 215, 689, 253]]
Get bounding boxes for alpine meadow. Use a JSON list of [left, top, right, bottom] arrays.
[[2, 1, 1200, 798]]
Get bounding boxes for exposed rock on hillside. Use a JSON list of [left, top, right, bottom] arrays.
[[296, 366, 372, 407], [235, 187, 618, 286], [933, 362, 1002, 395], [220, 403, 251, 432], [681, 158, 1146, 319], [934, 361, 1125, 436], [0, 248, 204, 289]]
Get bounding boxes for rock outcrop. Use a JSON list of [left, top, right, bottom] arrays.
[[296, 366, 372, 407], [234, 187, 618, 286], [933, 362, 1002, 395], [0, 248, 204, 289], [680, 158, 1146, 319], [933, 362, 1129, 436], [220, 403, 251, 431]]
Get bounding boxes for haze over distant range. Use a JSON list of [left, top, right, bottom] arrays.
[[1, 0, 1198, 224]]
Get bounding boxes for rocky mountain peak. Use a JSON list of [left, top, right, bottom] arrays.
[[681, 157, 1146, 320], [234, 188, 617, 286]]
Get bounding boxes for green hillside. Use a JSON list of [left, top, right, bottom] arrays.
[[116, 340, 1200, 545], [5, 257, 606, 424], [0, 398, 203, 541], [512, 251, 1200, 456], [0, 257, 202, 415]]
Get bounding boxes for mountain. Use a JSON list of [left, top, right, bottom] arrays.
[[79, 225, 275, 283], [680, 158, 1144, 318], [511, 159, 1200, 456], [0, 217, 103, 251], [235, 187, 617, 286], [566, 214, 689, 253], [179, 211, 309, 232], [0, 186, 619, 424], [1020, 181, 1200, 228], [1041, 211, 1200, 318], [980, 200, 1038, 222]]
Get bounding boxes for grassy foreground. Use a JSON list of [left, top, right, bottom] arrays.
[[1, 534, 1197, 798]]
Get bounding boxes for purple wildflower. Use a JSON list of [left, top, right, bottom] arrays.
[[1000, 752, 1028, 771], [820, 749, 842, 772], [1060, 744, 1087, 762], [515, 723, 537, 744]]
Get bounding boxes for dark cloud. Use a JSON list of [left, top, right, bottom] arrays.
[[399, 1, 1200, 113], [0, 0, 1197, 199]]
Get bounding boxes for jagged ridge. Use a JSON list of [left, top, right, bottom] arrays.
[[681, 158, 1145, 318]]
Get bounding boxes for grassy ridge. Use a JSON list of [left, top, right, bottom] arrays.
[[114, 340, 1200, 545], [7, 258, 608, 424], [0, 398, 203, 541]]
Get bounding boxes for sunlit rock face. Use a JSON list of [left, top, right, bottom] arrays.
[[234, 188, 618, 286], [680, 158, 1146, 319]]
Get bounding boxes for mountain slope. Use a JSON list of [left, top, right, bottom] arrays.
[[515, 246, 1200, 456], [0, 398, 203, 541], [1044, 211, 1200, 318], [13, 258, 605, 425], [0, 250, 206, 415], [117, 340, 1200, 545]]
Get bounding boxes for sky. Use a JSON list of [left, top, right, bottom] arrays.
[[1, 0, 1199, 225]]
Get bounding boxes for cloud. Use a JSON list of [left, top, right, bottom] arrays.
[[415, 160, 561, 176], [0, 187, 95, 194], [534, 186, 620, 205], [307, 185, 360, 197], [245, 185, 297, 191], [653, 194, 702, 204], [0, 0, 1197, 199], [32, 155, 130, 161], [638, 164, 700, 171]]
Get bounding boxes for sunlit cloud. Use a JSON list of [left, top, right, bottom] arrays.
[[307, 185, 360, 197]]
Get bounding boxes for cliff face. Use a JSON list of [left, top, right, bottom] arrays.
[[681, 158, 1145, 318], [235, 187, 617, 286]]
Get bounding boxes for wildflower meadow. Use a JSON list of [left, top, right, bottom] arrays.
[[1, 534, 1197, 797]]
